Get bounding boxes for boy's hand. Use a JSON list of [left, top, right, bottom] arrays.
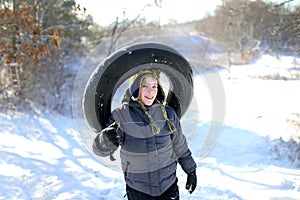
[[185, 170, 197, 194], [101, 122, 119, 150]]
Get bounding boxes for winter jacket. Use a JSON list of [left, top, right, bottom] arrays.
[[94, 98, 197, 196], [93, 70, 196, 196]]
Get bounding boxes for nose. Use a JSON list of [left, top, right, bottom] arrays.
[[146, 87, 156, 93]]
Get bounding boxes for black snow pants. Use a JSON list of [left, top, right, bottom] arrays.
[[126, 179, 179, 200]]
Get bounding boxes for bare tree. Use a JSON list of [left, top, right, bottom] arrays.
[[0, 0, 64, 93], [106, 1, 161, 55], [0, 0, 94, 113], [269, 0, 300, 53]]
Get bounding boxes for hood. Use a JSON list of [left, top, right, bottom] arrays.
[[129, 70, 166, 104]]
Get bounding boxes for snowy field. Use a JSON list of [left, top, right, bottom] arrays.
[[1, 54, 300, 199]]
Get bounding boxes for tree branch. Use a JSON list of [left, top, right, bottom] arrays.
[[41, 23, 83, 33], [273, 0, 295, 7]]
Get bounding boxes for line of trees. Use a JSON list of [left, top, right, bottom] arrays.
[[0, 0, 299, 115], [196, 0, 299, 59], [0, 0, 161, 115], [0, 0, 102, 114]]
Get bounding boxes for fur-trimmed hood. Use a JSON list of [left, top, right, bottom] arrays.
[[127, 70, 175, 135], [129, 70, 166, 104]]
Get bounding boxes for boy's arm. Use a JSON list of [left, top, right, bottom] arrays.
[[93, 119, 120, 157]]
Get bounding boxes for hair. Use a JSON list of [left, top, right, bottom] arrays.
[[129, 70, 175, 135]]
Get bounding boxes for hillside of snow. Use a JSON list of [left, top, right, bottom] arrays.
[[1, 54, 300, 199]]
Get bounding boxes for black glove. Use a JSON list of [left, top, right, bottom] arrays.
[[186, 170, 197, 194], [100, 122, 119, 151]]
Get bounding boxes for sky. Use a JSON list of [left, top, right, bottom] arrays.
[[76, 0, 223, 26], [76, 0, 300, 26]]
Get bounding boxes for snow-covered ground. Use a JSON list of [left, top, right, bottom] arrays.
[[1, 54, 300, 199]]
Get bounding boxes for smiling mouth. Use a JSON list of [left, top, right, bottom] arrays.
[[145, 96, 154, 100]]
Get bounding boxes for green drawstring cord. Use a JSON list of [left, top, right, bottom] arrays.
[[137, 100, 175, 135], [137, 100, 161, 135], [159, 102, 176, 134]]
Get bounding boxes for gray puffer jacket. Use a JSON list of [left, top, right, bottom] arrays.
[[94, 98, 197, 196], [94, 70, 196, 196]]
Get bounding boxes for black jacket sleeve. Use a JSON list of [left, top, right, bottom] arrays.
[[166, 106, 197, 174], [92, 117, 120, 157]]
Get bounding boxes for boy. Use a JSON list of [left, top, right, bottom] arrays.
[[93, 70, 197, 200]]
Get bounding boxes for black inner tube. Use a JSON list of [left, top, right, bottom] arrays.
[[83, 43, 194, 132]]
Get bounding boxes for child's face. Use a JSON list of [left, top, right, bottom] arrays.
[[140, 76, 158, 106]]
